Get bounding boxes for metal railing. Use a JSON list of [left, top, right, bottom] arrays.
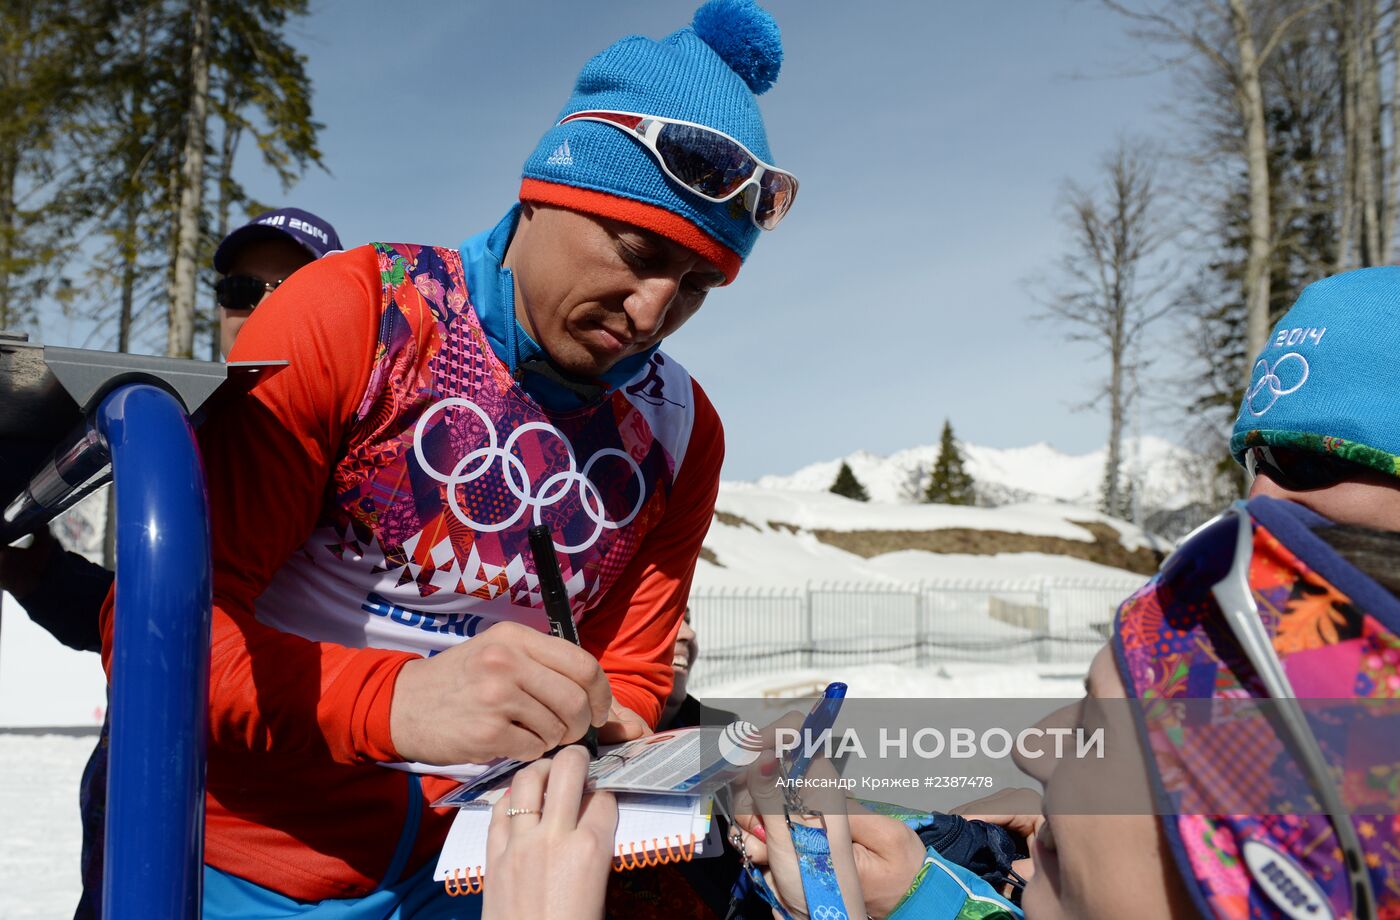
[[100, 385, 211, 917], [1, 335, 237, 918], [687, 576, 1144, 690]]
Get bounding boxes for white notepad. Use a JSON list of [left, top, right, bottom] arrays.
[[433, 793, 713, 886]]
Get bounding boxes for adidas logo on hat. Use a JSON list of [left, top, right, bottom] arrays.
[[546, 140, 574, 166]]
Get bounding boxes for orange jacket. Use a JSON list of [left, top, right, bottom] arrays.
[[101, 242, 722, 899]]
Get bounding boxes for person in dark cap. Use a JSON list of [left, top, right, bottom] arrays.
[[212, 207, 342, 357], [0, 204, 339, 920], [0, 205, 342, 653]]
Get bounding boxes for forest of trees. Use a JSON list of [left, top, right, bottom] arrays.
[[1038, 0, 1400, 509], [1, 0, 321, 360]]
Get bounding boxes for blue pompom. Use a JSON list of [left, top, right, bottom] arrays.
[[692, 0, 783, 95]]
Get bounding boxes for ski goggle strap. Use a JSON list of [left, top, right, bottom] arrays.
[[559, 110, 799, 230]]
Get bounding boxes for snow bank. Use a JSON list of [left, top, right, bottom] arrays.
[[698, 486, 1160, 590], [689, 661, 1088, 699], [0, 734, 89, 916], [0, 593, 106, 729]]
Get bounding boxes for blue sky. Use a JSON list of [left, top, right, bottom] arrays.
[[225, 1, 1180, 480]]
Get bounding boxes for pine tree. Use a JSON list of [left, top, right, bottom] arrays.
[[0, 1, 92, 333], [198, 0, 323, 357], [829, 462, 869, 502], [1100, 460, 1128, 518], [75, 2, 185, 357], [60, 0, 324, 358], [923, 419, 976, 505]]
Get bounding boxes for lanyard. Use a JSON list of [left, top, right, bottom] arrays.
[[789, 820, 851, 920], [721, 793, 853, 920]]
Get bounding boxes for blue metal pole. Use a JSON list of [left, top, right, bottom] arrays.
[[97, 383, 211, 918]]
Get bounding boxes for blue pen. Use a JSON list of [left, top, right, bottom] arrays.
[[786, 681, 847, 784]]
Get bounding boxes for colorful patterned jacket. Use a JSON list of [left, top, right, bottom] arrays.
[[888, 497, 1400, 918], [1114, 497, 1400, 919], [99, 221, 723, 900]]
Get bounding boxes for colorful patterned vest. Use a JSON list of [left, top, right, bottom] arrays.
[[1114, 498, 1400, 919], [254, 243, 699, 658]]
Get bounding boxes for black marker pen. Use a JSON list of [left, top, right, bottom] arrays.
[[527, 524, 599, 757]]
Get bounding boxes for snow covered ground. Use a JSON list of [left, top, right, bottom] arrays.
[[0, 660, 1081, 916], [714, 485, 1156, 548], [697, 485, 1158, 588], [0, 592, 102, 916], [0, 593, 107, 730], [859, 549, 1134, 582], [700, 660, 1089, 698], [0, 733, 90, 918]]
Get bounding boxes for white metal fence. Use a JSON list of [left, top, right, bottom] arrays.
[[687, 576, 1144, 690]]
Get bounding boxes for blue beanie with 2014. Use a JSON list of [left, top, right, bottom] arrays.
[[1231, 266, 1400, 479], [520, 0, 785, 284]]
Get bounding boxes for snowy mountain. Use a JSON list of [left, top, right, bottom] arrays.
[[750, 436, 1215, 516], [686, 436, 1226, 590], [694, 484, 1164, 589]]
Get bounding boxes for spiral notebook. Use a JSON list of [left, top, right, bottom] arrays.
[[433, 792, 714, 895]]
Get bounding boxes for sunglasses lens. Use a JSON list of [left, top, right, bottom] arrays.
[[755, 170, 798, 230], [216, 276, 266, 311], [1249, 446, 1359, 491], [655, 122, 755, 199]]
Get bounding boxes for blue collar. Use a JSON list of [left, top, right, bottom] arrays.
[[459, 206, 657, 410]]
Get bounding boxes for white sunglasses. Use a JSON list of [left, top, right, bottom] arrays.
[[558, 109, 798, 230]]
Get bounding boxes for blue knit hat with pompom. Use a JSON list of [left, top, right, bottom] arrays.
[[520, 0, 786, 283]]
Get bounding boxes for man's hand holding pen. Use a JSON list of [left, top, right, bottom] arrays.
[[389, 620, 612, 765], [389, 525, 656, 766]]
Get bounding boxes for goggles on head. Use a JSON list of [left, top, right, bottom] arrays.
[[558, 110, 798, 231]]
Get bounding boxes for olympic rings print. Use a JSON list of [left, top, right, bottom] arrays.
[[412, 397, 646, 553], [1244, 352, 1309, 418]]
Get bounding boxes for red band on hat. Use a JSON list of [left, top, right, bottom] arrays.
[[518, 178, 741, 284]]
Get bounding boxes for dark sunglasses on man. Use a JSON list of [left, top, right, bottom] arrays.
[[1245, 444, 1372, 492], [215, 274, 283, 312]]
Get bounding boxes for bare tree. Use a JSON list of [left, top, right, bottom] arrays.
[[167, 0, 211, 358], [1386, 3, 1400, 257], [1037, 141, 1176, 517], [1333, 0, 1397, 267], [1102, 0, 1316, 379], [1173, 5, 1346, 500]]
